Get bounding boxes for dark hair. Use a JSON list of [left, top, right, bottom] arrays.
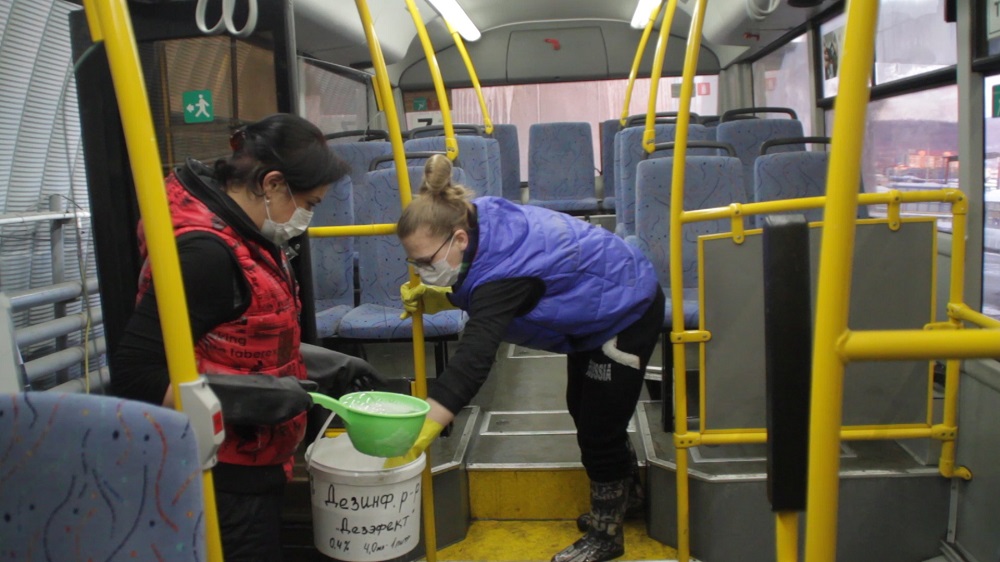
[[397, 154, 474, 240], [214, 113, 349, 195]]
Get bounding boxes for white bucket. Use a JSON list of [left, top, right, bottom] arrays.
[[307, 433, 425, 561]]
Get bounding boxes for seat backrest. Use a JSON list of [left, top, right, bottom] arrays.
[[633, 156, 745, 287], [600, 119, 621, 202], [753, 150, 829, 227], [0, 391, 205, 560], [328, 141, 393, 221], [403, 136, 502, 198], [614, 123, 715, 237], [491, 124, 521, 201], [527, 122, 595, 202], [356, 166, 468, 307], [311, 174, 354, 307], [716, 118, 804, 203]]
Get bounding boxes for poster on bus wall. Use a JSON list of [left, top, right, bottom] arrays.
[[822, 25, 845, 97]]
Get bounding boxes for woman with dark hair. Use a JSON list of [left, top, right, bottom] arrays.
[[390, 154, 664, 562], [111, 113, 377, 561]]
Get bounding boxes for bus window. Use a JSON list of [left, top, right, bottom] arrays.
[[752, 33, 813, 136], [874, 0, 957, 85], [983, 74, 1000, 319], [299, 59, 370, 137], [451, 77, 719, 180], [854, 85, 958, 227]]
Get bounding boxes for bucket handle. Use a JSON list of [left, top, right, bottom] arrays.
[[304, 408, 341, 473]]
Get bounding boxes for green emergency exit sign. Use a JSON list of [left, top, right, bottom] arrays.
[[183, 90, 214, 123]]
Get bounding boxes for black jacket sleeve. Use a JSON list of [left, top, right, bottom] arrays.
[[109, 233, 249, 405], [428, 277, 544, 415]]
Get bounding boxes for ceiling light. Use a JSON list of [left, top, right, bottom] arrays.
[[427, 0, 481, 42], [630, 0, 662, 30]]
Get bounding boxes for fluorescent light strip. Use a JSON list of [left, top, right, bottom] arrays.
[[427, 0, 481, 42], [630, 0, 662, 30]]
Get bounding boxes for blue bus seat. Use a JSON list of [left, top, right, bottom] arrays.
[[336, 166, 468, 342], [629, 152, 745, 330], [312, 174, 355, 339], [328, 140, 393, 222], [403, 136, 502, 198], [600, 119, 621, 211], [491, 124, 522, 201], [614, 123, 715, 237], [0, 391, 205, 560], [526, 122, 599, 212], [753, 137, 869, 228], [716, 108, 804, 203]]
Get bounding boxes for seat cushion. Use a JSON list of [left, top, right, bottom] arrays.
[[336, 304, 467, 340]]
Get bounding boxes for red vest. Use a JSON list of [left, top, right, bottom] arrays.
[[137, 172, 307, 476]]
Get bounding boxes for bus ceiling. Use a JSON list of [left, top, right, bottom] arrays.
[[292, 0, 839, 81]]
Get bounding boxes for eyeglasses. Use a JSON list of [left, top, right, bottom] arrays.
[[406, 233, 454, 270]]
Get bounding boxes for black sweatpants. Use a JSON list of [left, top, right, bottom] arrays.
[[214, 463, 286, 562], [566, 286, 665, 483]]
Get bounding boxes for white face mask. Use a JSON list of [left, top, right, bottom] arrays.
[[261, 187, 313, 245], [419, 237, 461, 287]]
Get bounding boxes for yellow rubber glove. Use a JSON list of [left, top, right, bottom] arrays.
[[383, 419, 444, 468], [399, 282, 456, 319]]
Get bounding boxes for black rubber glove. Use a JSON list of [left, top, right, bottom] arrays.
[[300, 342, 388, 398], [204, 373, 313, 426]]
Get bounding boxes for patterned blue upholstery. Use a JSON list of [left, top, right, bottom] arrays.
[[328, 141, 393, 220], [526, 122, 599, 212], [403, 136, 502, 198], [632, 157, 744, 328], [492, 124, 521, 201], [336, 167, 468, 340], [312, 175, 355, 338], [753, 150, 828, 228], [0, 392, 205, 560], [599, 119, 621, 211], [614, 124, 715, 237], [716, 119, 804, 203], [753, 150, 869, 227]]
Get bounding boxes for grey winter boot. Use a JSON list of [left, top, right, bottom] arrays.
[[576, 440, 645, 532], [551, 479, 629, 562]]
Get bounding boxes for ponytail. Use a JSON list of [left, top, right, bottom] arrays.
[[398, 154, 474, 240]]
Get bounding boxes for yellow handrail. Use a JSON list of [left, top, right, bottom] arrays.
[[405, 0, 458, 161], [620, 0, 664, 127], [443, 20, 492, 135], [354, 2, 438, 560], [79, 0, 223, 559], [667, 1, 707, 560], [804, 0, 879, 558], [643, 0, 680, 154]]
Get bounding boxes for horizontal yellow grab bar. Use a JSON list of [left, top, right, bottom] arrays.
[[841, 329, 1000, 361], [309, 224, 396, 237]]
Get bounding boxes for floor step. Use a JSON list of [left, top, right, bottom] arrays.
[[436, 520, 678, 562]]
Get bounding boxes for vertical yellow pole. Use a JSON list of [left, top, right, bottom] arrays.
[[804, 2, 878, 561], [354, 2, 436, 561], [642, 0, 679, 154], [404, 0, 458, 161], [776, 511, 799, 562], [80, 1, 223, 560], [444, 21, 492, 135], [939, 200, 973, 480], [620, 1, 664, 127], [670, 2, 707, 560]]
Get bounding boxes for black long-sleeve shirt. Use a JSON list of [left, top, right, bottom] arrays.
[[427, 277, 544, 414]]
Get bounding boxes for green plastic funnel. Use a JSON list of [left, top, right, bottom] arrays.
[[308, 391, 430, 457]]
